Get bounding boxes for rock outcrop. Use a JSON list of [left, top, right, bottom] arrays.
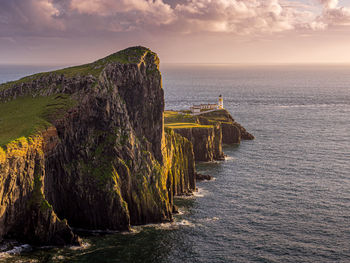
[[173, 124, 225, 162], [164, 109, 253, 162], [0, 46, 196, 245], [0, 135, 79, 245], [195, 173, 213, 181], [164, 129, 195, 204], [198, 109, 254, 143], [221, 122, 241, 144]]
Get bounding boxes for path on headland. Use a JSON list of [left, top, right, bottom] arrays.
[[191, 109, 221, 116]]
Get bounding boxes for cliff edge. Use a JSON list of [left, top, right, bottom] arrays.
[[164, 109, 253, 162], [0, 47, 196, 245]]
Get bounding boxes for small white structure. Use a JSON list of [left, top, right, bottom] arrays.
[[190, 95, 224, 113], [190, 105, 201, 113], [218, 94, 223, 109]]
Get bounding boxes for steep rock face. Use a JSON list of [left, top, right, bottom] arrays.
[[44, 58, 170, 229], [221, 123, 241, 144], [0, 46, 196, 244], [173, 124, 224, 162], [164, 129, 195, 201], [233, 122, 254, 140], [198, 109, 254, 143], [0, 74, 96, 102], [0, 135, 79, 245]]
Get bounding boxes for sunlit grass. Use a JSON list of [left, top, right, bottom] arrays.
[[164, 110, 197, 124], [165, 123, 213, 129], [0, 95, 75, 147]]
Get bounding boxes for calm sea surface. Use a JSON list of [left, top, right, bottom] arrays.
[[1, 64, 350, 262]]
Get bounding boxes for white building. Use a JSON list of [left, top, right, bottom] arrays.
[[218, 94, 223, 109], [190, 95, 224, 113]]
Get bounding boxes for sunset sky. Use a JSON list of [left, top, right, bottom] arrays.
[[2, 0, 350, 65]]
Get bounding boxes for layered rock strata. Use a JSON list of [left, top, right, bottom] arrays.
[[173, 124, 225, 162], [0, 47, 196, 245]]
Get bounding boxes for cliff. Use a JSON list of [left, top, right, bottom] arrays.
[[0, 47, 196, 245], [172, 124, 225, 162], [164, 129, 195, 201], [197, 109, 254, 143], [164, 109, 253, 162], [0, 135, 79, 245]]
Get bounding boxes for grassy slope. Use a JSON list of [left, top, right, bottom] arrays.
[[0, 46, 154, 148], [197, 109, 233, 124], [165, 123, 213, 129], [0, 94, 75, 147], [164, 111, 213, 129]]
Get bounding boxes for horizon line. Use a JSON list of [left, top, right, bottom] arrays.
[[2, 62, 350, 67]]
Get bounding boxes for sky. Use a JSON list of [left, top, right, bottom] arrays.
[[2, 0, 350, 65]]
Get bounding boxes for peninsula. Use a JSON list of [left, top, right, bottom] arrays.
[[0, 46, 253, 246]]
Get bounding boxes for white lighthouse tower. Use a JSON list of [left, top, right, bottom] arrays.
[[218, 94, 223, 109]]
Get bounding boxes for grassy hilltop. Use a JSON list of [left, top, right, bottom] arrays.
[[0, 46, 157, 148], [0, 46, 158, 92], [164, 111, 212, 129], [164, 109, 235, 129]]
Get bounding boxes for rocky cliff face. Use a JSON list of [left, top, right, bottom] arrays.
[[0, 135, 79, 245], [198, 109, 254, 144], [172, 124, 225, 162], [221, 123, 241, 144], [164, 129, 195, 203], [165, 109, 253, 162], [0, 47, 196, 245]]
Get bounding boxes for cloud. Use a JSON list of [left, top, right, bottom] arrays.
[[69, 0, 175, 26], [172, 0, 308, 34], [1, 0, 350, 39], [319, 0, 338, 9], [317, 0, 350, 26], [0, 0, 64, 37]]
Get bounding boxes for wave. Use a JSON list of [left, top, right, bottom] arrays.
[[69, 241, 91, 251], [202, 217, 220, 222], [143, 219, 195, 230], [225, 156, 234, 161], [199, 177, 216, 182], [121, 227, 143, 235], [193, 187, 209, 197], [0, 244, 32, 257], [176, 208, 186, 215]]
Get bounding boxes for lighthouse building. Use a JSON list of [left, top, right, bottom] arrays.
[[218, 94, 223, 109], [190, 95, 224, 113]]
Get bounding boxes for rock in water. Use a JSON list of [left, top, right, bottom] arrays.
[[195, 173, 213, 181]]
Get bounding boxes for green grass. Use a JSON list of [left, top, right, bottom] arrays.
[[164, 111, 197, 124], [164, 110, 213, 129], [0, 46, 157, 91], [198, 109, 233, 123], [0, 94, 76, 147], [165, 123, 213, 129]]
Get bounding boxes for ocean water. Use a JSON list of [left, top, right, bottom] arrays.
[[1, 64, 350, 262]]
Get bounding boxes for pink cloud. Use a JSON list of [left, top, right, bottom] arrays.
[[2, 0, 350, 38], [69, 0, 175, 25], [173, 0, 300, 34], [317, 0, 350, 26]]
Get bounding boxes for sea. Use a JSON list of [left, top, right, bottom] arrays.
[[0, 64, 349, 262]]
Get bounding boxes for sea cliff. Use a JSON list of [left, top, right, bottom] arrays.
[[0, 46, 253, 247], [0, 47, 196, 245], [164, 109, 254, 162]]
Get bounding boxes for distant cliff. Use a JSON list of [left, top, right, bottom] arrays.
[[164, 109, 254, 162], [0, 47, 196, 245], [172, 124, 225, 162], [198, 109, 254, 143]]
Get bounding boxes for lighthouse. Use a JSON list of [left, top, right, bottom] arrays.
[[218, 95, 223, 109]]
